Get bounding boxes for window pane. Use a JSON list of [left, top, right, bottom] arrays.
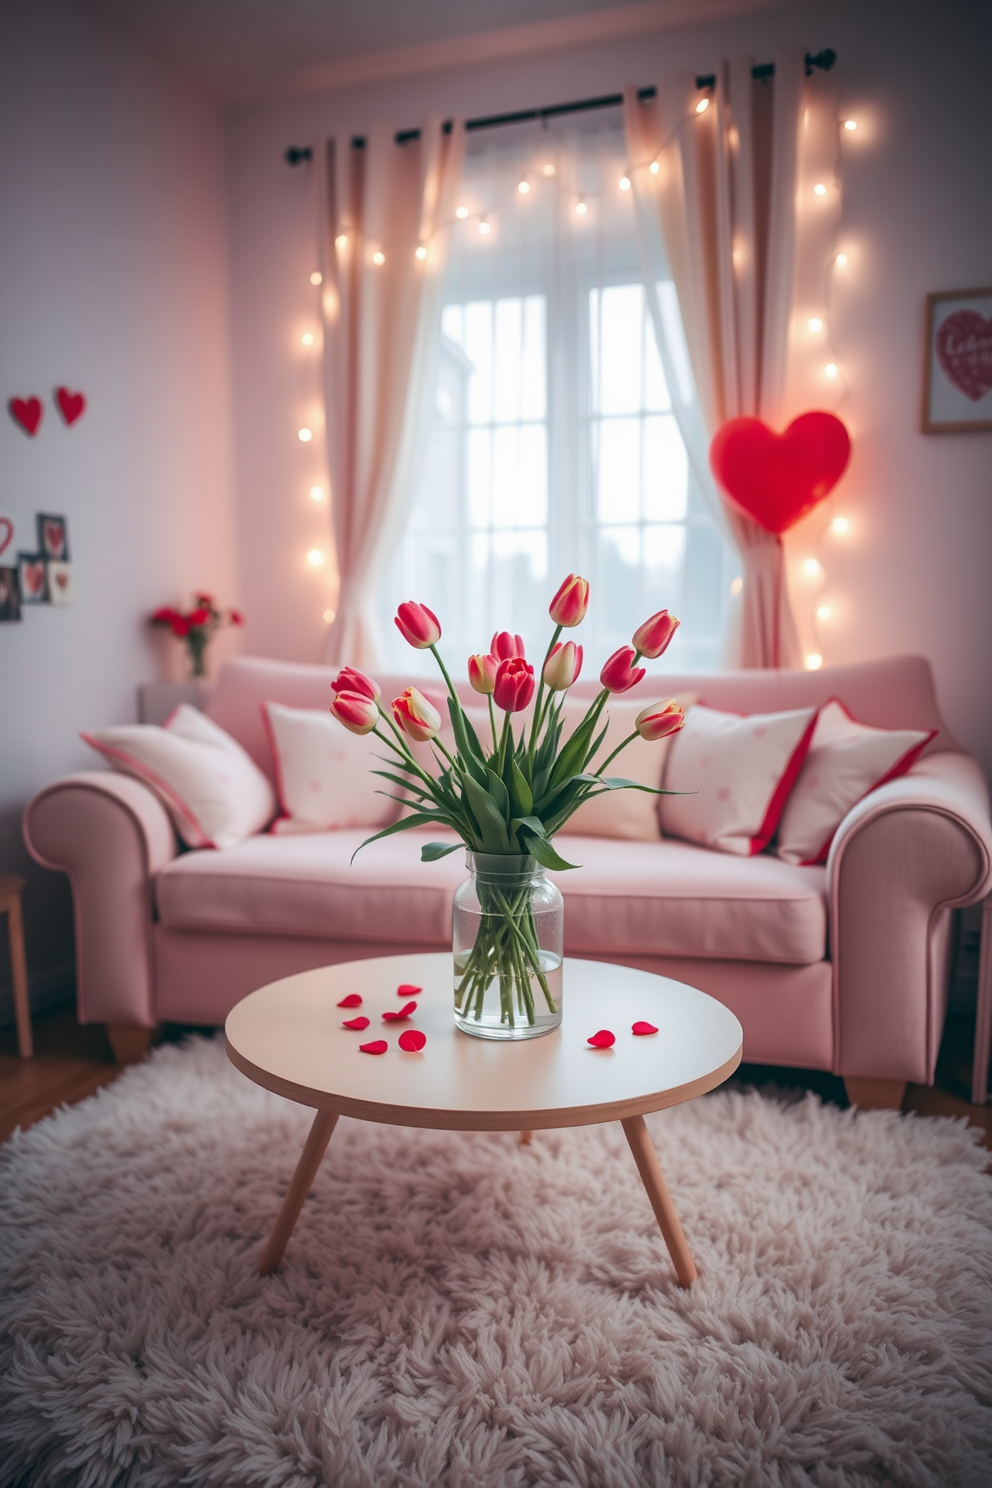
[[596, 418, 641, 524], [465, 301, 493, 424], [642, 416, 688, 521], [597, 284, 643, 415], [492, 425, 547, 527]]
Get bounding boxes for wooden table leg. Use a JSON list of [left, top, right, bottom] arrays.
[[259, 1108, 338, 1275], [7, 890, 33, 1060], [621, 1114, 698, 1288], [519, 1130, 533, 1145], [971, 892, 992, 1106]]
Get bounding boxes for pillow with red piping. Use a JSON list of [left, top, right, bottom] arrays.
[[263, 701, 398, 834], [658, 703, 818, 856], [774, 699, 936, 865], [82, 705, 275, 849]]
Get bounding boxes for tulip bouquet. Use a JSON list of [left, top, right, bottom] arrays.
[[330, 576, 684, 1033], [151, 594, 244, 678]]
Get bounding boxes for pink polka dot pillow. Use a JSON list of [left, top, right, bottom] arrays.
[[263, 701, 399, 835], [659, 703, 818, 856], [82, 705, 276, 849], [774, 699, 935, 865]]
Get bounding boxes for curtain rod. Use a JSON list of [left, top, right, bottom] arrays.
[[284, 49, 835, 165]]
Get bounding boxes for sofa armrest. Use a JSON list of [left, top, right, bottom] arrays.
[[23, 772, 178, 1029], [827, 753, 992, 1085]]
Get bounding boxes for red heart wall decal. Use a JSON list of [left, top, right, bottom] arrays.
[[709, 411, 851, 535], [935, 311, 992, 402], [22, 560, 45, 597], [0, 518, 12, 559], [44, 521, 65, 558], [56, 387, 87, 425], [9, 397, 42, 436]]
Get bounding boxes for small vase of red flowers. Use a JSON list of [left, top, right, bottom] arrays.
[[150, 594, 243, 678]]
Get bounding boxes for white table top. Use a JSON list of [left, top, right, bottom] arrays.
[[225, 953, 743, 1131]]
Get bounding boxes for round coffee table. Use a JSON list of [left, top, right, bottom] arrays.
[[225, 953, 743, 1288]]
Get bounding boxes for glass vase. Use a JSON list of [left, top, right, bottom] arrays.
[[453, 851, 564, 1040]]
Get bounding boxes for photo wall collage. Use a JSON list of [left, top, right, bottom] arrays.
[[0, 513, 72, 620]]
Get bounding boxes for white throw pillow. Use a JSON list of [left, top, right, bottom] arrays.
[[557, 695, 695, 840], [264, 701, 399, 834], [659, 703, 818, 856], [775, 699, 935, 865], [82, 705, 275, 850]]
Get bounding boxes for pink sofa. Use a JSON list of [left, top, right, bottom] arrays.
[[24, 654, 992, 1106]]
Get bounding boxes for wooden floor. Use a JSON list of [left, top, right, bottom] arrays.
[[1, 1003, 990, 1150]]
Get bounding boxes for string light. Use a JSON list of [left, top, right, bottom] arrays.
[[307, 549, 325, 566], [824, 362, 838, 378], [803, 558, 822, 578], [517, 180, 530, 195], [309, 271, 322, 285], [541, 163, 555, 177], [455, 206, 468, 219], [575, 199, 587, 217], [843, 119, 858, 131], [323, 608, 336, 623], [649, 160, 660, 174], [831, 516, 850, 535], [478, 218, 490, 236], [695, 96, 710, 114], [816, 604, 833, 620], [310, 486, 324, 502], [415, 244, 427, 260], [814, 183, 827, 197], [807, 317, 823, 332], [805, 653, 823, 670], [301, 331, 314, 346], [730, 576, 744, 596], [835, 252, 848, 267], [619, 175, 631, 191], [372, 250, 385, 265], [298, 427, 312, 442]]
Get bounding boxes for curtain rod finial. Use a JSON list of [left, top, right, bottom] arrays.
[[285, 145, 312, 167]]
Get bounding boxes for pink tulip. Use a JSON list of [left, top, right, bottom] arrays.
[[491, 631, 526, 662], [493, 656, 535, 713], [331, 665, 380, 701], [392, 687, 442, 743], [543, 641, 583, 691], [600, 646, 646, 694], [632, 610, 680, 660], [468, 653, 498, 694], [549, 574, 590, 628], [395, 601, 441, 649], [331, 690, 379, 735], [635, 699, 685, 741]]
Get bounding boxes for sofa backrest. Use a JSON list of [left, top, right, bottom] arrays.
[[207, 652, 963, 784]]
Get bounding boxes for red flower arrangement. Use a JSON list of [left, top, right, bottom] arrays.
[[150, 592, 243, 678]]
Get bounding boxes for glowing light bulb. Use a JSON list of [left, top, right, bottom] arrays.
[[835, 252, 848, 267], [696, 96, 710, 114], [455, 206, 468, 219], [478, 218, 490, 236], [323, 607, 336, 623], [803, 558, 822, 577], [814, 183, 827, 197], [843, 118, 858, 131], [575, 199, 587, 217], [307, 549, 325, 566], [831, 516, 850, 535], [372, 250, 385, 265], [309, 486, 324, 502], [808, 317, 824, 332], [805, 653, 823, 671], [309, 271, 322, 285], [415, 244, 427, 260], [824, 362, 838, 378], [730, 576, 744, 596], [649, 160, 659, 174], [517, 180, 530, 195], [335, 234, 348, 249], [816, 604, 833, 620], [301, 331, 314, 346], [619, 175, 631, 191], [542, 163, 555, 177], [298, 427, 313, 442]]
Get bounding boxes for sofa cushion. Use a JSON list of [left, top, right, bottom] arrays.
[[155, 829, 827, 965]]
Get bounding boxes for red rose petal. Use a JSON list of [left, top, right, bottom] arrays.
[[398, 1029, 427, 1053], [382, 1001, 418, 1022], [397, 983, 422, 997], [359, 1040, 388, 1055], [342, 1016, 370, 1030], [337, 994, 363, 1008], [587, 1029, 616, 1048], [632, 1021, 659, 1036]]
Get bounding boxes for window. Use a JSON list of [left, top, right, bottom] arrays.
[[377, 123, 731, 675]]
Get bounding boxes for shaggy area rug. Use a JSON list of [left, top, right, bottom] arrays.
[[1, 1038, 991, 1488]]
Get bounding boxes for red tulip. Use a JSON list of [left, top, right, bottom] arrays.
[[194, 591, 215, 606], [635, 699, 685, 741], [542, 641, 583, 692], [229, 610, 245, 627], [331, 665, 380, 701], [468, 653, 498, 694], [632, 609, 680, 660], [549, 574, 590, 628], [392, 687, 441, 743], [189, 607, 211, 627], [170, 616, 191, 638], [600, 646, 646, 694], [493, 656, 535, 712], [395, 601, 441, 648], [491, 631, 526, 662], [331, 690, 379, 735], [151, 606, 177, 625]]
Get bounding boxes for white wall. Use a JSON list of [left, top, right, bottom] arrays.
[[226, 0, 992, 781], [0, 0, 236, 1022]]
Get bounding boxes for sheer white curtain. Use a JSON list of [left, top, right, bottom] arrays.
[[315, 118, 465, 668], [624, 50, 840, 667], [376, 117, 733, 677]]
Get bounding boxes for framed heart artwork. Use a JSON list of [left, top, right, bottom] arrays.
[[37, 512, 69, 561], [922, 287, 992, 432], [18, 553, 48, 604]]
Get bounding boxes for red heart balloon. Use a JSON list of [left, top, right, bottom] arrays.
[[709, 412, 851, 535], [56, 387, 86, 426], [9, 397, 42, 436]]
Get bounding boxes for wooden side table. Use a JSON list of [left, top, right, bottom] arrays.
[[0, 876, 32, 1058]]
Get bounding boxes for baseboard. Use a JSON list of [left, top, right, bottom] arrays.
[[0, 962, 75, 1029]]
